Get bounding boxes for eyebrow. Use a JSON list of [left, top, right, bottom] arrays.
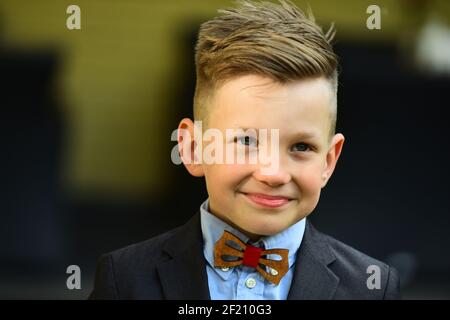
[[291, 131, 319, 139], [236, 127, 320, 139], [234, 127, 258, 132]]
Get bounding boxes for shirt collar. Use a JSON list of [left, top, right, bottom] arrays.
[[200, 198, 306, 281]]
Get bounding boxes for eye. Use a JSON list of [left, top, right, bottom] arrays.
[[234, 136, 258, 147], [291, 142, 311, 152]]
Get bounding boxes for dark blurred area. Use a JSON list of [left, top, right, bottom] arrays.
[[1, 0, 449, 299]]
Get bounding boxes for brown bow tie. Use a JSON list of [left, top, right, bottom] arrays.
[[214, 230, 289, 285]]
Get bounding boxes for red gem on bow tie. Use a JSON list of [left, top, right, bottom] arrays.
[[242, 245, 263, 268]]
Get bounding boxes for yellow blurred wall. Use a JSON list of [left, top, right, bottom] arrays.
[[1, 0, 446, 198]]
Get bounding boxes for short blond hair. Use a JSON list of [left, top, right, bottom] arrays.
[[194, 0, 338, 138]]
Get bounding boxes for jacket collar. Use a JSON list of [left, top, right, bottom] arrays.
[[156, 212, 211, 299], [287, 220, 339, 299]]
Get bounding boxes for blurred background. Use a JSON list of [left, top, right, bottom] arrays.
[[1, 0, 449, 299]]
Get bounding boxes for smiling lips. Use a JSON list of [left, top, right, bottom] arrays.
[[243, 192, 292, 208]]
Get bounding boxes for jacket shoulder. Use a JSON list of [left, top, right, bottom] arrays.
[[89, 225, 182, 299], [316, 228, 400, 299], [109, 226, 181, 268]]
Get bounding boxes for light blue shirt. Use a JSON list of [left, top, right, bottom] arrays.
[[200, 198, 306, 300]]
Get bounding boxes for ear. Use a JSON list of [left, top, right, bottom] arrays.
[[178, 118, 204, 177], [321, 133, 345, 188]]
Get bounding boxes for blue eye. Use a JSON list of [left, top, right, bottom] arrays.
[[235, 136, 258, 147], [291, 142, 311, 152]]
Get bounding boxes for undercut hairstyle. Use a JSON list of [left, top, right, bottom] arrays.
[[193, 0, 339, 139]]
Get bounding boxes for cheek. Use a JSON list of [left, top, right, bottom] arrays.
[[204, 164, 251, 193], [294, 163, 324, 193]]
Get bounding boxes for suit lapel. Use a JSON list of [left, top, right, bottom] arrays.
[[288, 220, 339, 300], [156, 212, 211, 300]]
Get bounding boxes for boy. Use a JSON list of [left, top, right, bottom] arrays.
[[90, 0, 400, 299]]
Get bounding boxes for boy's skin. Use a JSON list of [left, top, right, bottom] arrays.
[[178, 74, 345, 241]]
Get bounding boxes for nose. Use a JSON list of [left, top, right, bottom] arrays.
[[252, 164, 292, 187]]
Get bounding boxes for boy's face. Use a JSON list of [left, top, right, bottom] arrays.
[[179, 75, 344, 240]]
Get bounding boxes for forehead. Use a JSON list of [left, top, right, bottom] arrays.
[[209, 75, 333, 139]]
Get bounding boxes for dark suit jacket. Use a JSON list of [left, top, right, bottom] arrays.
[[89, 212, 401, 299]]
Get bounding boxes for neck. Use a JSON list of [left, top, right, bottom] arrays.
[[209, 210, 262, 242]]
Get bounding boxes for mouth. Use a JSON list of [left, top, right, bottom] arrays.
[[240, 192, 293, 209]]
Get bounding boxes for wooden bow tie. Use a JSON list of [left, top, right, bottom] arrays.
[[214, 230, 289, 285]]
